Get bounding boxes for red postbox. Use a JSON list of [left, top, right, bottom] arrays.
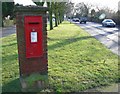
[[15, 6, 48, 76], [25, 16, 43, 58], [15, 6, 48, 90]]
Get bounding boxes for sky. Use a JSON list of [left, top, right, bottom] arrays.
[[14, 0, 120, 11], [72, 0, 119, 12], [14, 0, 36, 5]]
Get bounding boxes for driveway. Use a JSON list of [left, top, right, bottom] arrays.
[[0, 25, 16, 38], [73, 21, 120, 56]]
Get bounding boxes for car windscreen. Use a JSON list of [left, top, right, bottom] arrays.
[[105, 20, 113, 22]]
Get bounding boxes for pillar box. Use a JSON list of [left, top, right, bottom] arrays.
[[15, 6, 48, 90]]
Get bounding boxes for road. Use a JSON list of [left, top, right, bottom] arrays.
[[72, 21, 120, 56], [0, 25, 16, 38]]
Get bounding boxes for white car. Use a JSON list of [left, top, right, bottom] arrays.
[[102, 19, 116, 27], [72, 18, 79, 22]]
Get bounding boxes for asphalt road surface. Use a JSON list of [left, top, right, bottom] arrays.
[[0, 25, 16, 38], [72, 21, 120, 56]]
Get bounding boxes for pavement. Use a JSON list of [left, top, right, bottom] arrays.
[[84, 83, 119, 93], [72, 21, 120, 56]]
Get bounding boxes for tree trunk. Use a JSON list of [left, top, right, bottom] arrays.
[[49, 9, 53, 30], [2, 17, 4, 27], [59, 13, 62, 23], [62, 15, 64, 22], [60, 19, 62, 23], [58, 15, 60, 25], [47, 2, 53, 30], [55, 16, 58, 27], [2, 20, 4, 27], [54, 13, 58, 27]]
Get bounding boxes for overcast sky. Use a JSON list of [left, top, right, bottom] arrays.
[[14, 0, 119, 11], [72, 0, 119, 11], [14, 0, 35, 5]]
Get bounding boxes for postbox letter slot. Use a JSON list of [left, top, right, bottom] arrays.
[[29, 22, 40, 24]]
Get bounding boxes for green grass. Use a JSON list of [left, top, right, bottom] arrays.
[[1, 21, 119, 92]]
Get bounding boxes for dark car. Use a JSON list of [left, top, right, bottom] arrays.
[[79, 17, 87, 24], [102, 19, 116, 27]]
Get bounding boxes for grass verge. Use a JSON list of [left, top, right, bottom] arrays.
[[1, 21, 119, 92]]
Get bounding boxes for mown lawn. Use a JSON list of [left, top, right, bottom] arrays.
[[2, 21, 119, 92]]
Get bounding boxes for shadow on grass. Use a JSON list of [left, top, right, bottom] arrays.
[[2, 42, 17, 48], [2, 78, 43, 94], [60, 22, 74, 24], [48, 36, 93, 50], [2, 78, 21, 93], [2, 54, 18, 64]]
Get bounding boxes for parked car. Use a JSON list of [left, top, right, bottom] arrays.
[[102, 19, 116, 27], [79, 17, 87, 24], [72, 18, 79, 22]]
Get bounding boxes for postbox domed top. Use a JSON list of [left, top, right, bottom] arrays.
[[15, 5, 48, 13]]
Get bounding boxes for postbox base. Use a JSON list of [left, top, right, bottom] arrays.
[[20, 73, 48, 92]]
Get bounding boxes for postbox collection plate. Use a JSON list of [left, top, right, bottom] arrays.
[[24, 16, 43, 58]]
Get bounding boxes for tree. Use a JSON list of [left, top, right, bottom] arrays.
[[2, 3, 7, 18], [90, 9, 95, 21], [32, 0, 67, 30], [118, 10, 120, 25], [65, 2, 74, 23], [2, 2, 14, 19], [2, 2, 15, 27], [32, 0, 44, 6], [75, 2, 89, 18], [52, 2, 66, 27], [52, 2, 58, 27], [58, 2, 67, 23], [32, 0, 53, 30], [47, 2, 53, 30], [112, 10, 120, 25]]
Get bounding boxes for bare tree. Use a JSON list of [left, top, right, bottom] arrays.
[[75, 2, 89, 18]]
